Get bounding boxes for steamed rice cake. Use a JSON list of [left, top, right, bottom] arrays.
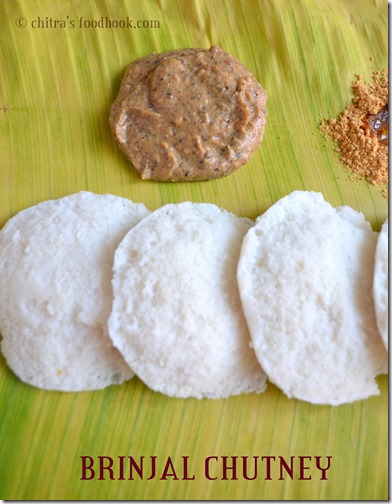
[[108, 202, 267, 399], [237, 191, 387, 405], [0, 191, 149, 391]]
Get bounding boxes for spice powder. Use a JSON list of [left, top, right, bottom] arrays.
[[320, 68, 388, 190]]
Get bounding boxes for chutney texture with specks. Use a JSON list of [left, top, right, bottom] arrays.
[[109, 46, 267, 181]]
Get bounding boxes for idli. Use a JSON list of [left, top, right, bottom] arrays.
[[237, 191, 388, 406], [373, 219, 388, 351], [0, 191, 149, 391], [108, 202, 267, 398]]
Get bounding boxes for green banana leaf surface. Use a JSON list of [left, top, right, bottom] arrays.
[[0, 0, 388, 500]]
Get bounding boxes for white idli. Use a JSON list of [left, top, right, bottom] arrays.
[[108, 202, 267, 399], [373, 219, 388, 351], [237, 191, 388, 406], [0, 191, 149, 391]]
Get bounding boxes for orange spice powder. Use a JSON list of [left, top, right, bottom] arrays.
[[320, 68, 388, 189]]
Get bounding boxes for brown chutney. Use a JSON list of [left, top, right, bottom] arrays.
[[109, 45, 267, 181]]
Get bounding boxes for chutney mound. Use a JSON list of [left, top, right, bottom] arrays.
[[109, 45, 267, 181]]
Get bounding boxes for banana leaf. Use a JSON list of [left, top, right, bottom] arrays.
[[0, 0, 388, 500]]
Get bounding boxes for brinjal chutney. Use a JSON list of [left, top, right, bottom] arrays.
[[109, 46, 267, 181]]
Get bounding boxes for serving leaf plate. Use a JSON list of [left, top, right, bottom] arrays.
[[0, 0, 388, 499]]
